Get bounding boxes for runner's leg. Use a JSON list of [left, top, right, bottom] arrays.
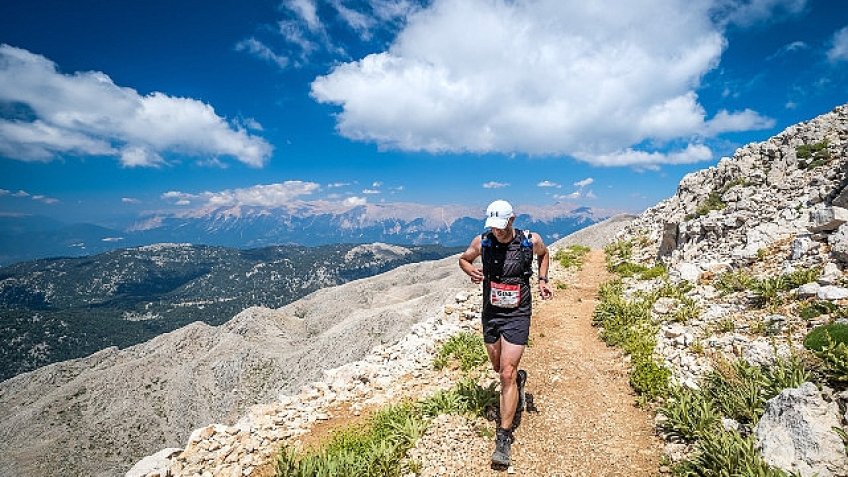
[[485, 340, 502, 374], [497, 337, 525, 430]]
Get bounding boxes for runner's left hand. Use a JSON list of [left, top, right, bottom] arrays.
[[539, 281, 553, 300]]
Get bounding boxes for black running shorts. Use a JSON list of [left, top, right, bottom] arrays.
[[482, 315, 530, 346]]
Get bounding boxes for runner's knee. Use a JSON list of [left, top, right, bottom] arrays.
[[499, 365, 517, 384]]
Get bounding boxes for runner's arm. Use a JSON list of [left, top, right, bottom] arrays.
[[532, 235, 553, 299], [458, 235, 484, 283]]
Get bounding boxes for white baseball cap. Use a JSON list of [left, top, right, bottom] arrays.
[[484, 200, 514, 229]]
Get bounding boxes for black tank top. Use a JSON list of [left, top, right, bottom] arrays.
[[482, 231, 532, 319]]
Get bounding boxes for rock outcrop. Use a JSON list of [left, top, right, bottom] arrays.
[[614, 104, 848, 473]]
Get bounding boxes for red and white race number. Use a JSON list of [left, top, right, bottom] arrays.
[[490, 281, 520, 308]]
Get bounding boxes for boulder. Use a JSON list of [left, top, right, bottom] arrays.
[[819, 262, 843, 285], [790, 236, 814, 260], [830, 223, 848, 263], [796, 282, 821, 298], [832, 184, 848, 208], [674, 262, 701, 283], [818, 285, 848, 301], [125, 448, 181, 477], [755, 382, 848, 477], [658, 221, 679, 257], [810, 207, 848, 233]]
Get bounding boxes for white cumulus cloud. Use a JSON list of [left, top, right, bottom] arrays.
[[162, 181, 319, 208], [537, 180, 561, 188], [0, 44, 272, 167], [344, 196, 367, 206], [555, 192, 581, 200], [311, 0, 782, 166], [574, 178, 594, 188], [483, 181, 509, 189], [828, 26, 848, 62]]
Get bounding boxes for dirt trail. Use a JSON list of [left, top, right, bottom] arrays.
[[265, 250, 663, 476], [411, 249, 664, 476], [502, 249, 663, 475]]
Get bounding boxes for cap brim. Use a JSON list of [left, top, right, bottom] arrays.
[[485, 217, 509, 229]]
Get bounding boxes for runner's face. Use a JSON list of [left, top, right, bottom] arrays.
[[490, 223, 512, 242]]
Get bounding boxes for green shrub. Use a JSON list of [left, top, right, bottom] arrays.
[[433, 332, 487, 371], [703, 359, 767, 425], [697, 192, 727, 216], [796, 140, 831, 169], [672, 298, 701, 323], [653, 280, 695, 301], [554, 244, 591, 270], [419, 389, 466, 417], [805, 327, 848, 384], [604, 240, 634, 271], [799, 300, 839, 320], [454, 377, 499, 417], [783, 267, 821, 289], [715, 270, 754, 295], [631, 357, 671, 400], [276, 377, 499, 476], [751, 276, 788, 308], [276, 403, 424, 477], [640, 264, 669, 280], [594, 277, 670, 400], [610, 261, 649, 277], [699, 356, 810, 428], [715, 318, 736, 334], [804, 323, 848, 351], [659, 386, 720, 442], [672, 430, 790, 477], [762, 354, 811, 399]]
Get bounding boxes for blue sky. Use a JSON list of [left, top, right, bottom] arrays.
[[0, 0, 846, 225]]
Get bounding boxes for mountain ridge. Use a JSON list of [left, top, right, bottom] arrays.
[[0, 203, 609, 265]]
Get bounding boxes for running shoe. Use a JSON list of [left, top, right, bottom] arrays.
[[491, 427, 513, 467]]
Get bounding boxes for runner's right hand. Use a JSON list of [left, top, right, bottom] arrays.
[[469, 267, 484, 284]]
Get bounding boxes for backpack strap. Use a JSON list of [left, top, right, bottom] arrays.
[[518, 229, 534, 278], [481, 231, 493, 281]]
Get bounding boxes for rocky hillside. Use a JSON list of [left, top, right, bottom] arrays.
[[612, 104, 848, 476], [0, 242, 460, 381], [0, 254, 471, 477]]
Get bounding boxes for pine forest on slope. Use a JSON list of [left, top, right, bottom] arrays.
[[0, 242, 462, 382]]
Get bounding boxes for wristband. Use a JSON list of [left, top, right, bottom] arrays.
[[539, 276, 548, 283]]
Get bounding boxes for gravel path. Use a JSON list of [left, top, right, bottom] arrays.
[[409, 249, 663, 476]]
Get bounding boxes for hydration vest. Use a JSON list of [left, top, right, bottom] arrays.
[[480, 229, 534, 282]]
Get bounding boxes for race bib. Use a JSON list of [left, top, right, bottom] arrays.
[[490, 281, 520, 308]]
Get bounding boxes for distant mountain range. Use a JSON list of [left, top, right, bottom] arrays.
[[0, 202, 607, 265], [0, 241, 461, 381]]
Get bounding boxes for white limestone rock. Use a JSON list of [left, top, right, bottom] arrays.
[[797, 282, 822, 298], [809, 207, 848, 233], [674, 263, 702, 283], [818, 285, 848, 301], [756, 383, 848, 477], [125, 448, 181, 477], [829, 223, 848, 263]]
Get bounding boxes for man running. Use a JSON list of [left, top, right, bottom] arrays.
[[458, 199, 553, 468]]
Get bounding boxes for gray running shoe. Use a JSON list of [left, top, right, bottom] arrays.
[[516, 369, 527, 413], [491, 428, 513, 467]]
